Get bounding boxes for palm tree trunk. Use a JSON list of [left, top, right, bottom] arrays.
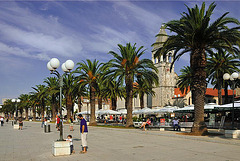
[[51, 95, 57, 122], [217, 77, 223, 105], [11, 112, 14, 120], [66, 95, 72, 122], [51, 104, 57, 122], [190, 50, 208, 135], [140, 92, 144, 109], [111, 98, 117, 110], [89, 85, 97, 126], [98, 97, 102, 110], [126, 74, 133, 127], [78, 97, 82, 112], [25, 107, 29, 121], [41, 98, 45, 121], [224, 81, 229, 104], [41, 106, 44, 121], [33, 105, 36, 121]]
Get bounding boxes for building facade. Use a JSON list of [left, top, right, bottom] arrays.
[[151, 26, 177, 107]]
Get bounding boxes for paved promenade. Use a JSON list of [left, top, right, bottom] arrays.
[[0, 121, 240, 161]]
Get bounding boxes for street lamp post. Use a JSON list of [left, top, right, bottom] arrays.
[[11, 99, 20, 124], [223, 72, 239, 129], [47, 58, 74, 141]]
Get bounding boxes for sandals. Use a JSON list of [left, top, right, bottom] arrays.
[[80, 151, 87, 154]]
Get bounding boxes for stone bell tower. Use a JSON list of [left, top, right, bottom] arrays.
[[151, 25, 177, 107]]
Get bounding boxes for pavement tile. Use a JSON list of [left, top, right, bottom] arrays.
[[1, 121, 240, 161]]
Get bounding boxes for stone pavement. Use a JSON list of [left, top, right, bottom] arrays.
[[0, 121, 240, 161]]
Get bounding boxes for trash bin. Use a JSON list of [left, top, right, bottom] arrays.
[[48, 124, 51, 132]]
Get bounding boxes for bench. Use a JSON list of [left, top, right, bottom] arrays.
[[146, 122, 193, 131]]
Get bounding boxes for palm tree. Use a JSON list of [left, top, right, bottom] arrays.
[[29, 93, 38, 121], [134, 73, 158, 109], [63, 72, 77, 121], [101, 79, 124, 110], [75, 59, 103, 126], [32, 84, 47, 121], [176, 66, 195, 104], [96, 87, 103, 110], [154, 2, 240, 135], [177, 66, 192, 93], [207, 51, 239, 105], [19, 94, 31, 120], [75, 79, 88, 113], [44, 77, 59, 122], [1, 99, 15, 119], [105, 43, 158, 127]]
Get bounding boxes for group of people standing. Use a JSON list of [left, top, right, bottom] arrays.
[[1, 116, 9, 126], [54, 114, 88, 154], [139, 117, 181, 131], [67, 114, 88, 154], [0, 116, 23, 130]]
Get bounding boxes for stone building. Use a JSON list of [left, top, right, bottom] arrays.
[[150, 25, 177, 108]]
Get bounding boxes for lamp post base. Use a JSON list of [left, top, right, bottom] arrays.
[[52, 141, 70, 156], [13, 124, 19, 129]]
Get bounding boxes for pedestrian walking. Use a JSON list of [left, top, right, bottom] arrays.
[[1, 117, 4, 126], [19, 117, 23, 130], [56, 115, 60, 131], [77, 114, 88, 154]]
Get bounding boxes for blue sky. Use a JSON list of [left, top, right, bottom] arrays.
[[0, 0, 239, 104]]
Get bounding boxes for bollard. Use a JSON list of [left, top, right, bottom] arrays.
[[12, 121, 14, 126], [44, 125, 47, 133], [48, 124, 51, 132]]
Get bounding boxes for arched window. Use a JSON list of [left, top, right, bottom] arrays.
[[169, 52, 172, 63]]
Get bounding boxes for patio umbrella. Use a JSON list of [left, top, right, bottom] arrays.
[[155, 106, 179, 113], [117, 109, 127, 115], [174, 103, 220, 113], [215, 101, 240, 110], [133, 107, 154, 114], [173, 105, 194, 113], [97, 110, 121, 115], [76, 111, 90, 115]]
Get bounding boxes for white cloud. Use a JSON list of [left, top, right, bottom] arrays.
[[113, 1, 179, 35], [0, 3, 85, 61]]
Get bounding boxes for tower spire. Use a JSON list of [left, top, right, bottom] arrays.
[[152, 25, 168, 64]]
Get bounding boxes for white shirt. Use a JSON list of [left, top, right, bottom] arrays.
[[0, 118, 3, 121], [173, 119, 179, 125], [66, 138, 73, 145]]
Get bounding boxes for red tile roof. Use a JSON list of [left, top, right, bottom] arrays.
[[174, 87, 235, 98], [205, 88, 235, 96], [174, 87, 190, 98]]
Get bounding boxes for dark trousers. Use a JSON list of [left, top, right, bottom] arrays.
[[173, 124, 180, 131], [1, 121, 3, 126], [70, 145, 74, 153]]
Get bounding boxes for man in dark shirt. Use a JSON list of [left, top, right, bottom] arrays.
[[78, 114, 88, 154]]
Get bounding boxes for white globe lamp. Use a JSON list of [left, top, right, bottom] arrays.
[[231, 72, 239, 80], [50, 58, 60, 69], [65, 60, 74, 70], [47, 62, 54, 71], [61, 63, 68, 72], [223, 73, 230, 80]]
